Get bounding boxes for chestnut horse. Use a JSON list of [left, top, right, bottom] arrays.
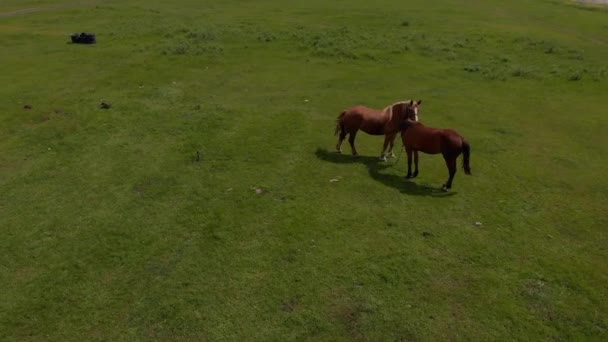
[[335, 100, 422, 161], [400, 119, 471, 191]]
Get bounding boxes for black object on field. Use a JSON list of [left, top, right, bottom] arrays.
[[71, 32, 96, 44]]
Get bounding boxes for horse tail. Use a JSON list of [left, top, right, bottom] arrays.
[[462, 139, 472, 175], [335, 111, 346, 135]]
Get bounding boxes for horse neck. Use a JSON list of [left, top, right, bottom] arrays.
[[390, 101, 413, 120], [401, 120, 421, 131], [384, 104, 402, 123]]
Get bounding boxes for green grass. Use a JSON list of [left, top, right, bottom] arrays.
[[1, 0, 607, 340]]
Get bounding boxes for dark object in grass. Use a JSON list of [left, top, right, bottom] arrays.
[[422, 231, 434, 238], [23, 105, 32, 110], [196, 151, 200, 162], [70, 32, 96, 44], [99, 101, 111, 109]]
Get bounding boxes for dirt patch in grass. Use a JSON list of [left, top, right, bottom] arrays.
[[327, 289, 374, 341], [334, 304, 365, 341], [281, 297, 300, 313]]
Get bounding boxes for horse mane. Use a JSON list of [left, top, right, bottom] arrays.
[[382, 100, 411, 119]]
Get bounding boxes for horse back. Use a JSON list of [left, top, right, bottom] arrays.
[[403, 124, 466, 155], [440, 128, 465, 146], [342, 105, 388, 135], [402, 125, 445, 154], [348, 105, 384, 118]]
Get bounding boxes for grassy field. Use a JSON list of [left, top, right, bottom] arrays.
[[1, 0, 607, 340]]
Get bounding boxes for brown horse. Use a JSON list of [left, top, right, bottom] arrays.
[[400, 119, 471, 191], [335, 100, 422, 161]]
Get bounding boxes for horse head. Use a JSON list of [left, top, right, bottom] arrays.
[[404, 100, 422, 122]]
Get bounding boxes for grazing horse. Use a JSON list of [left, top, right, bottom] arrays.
[[400, 119, 471, 191], [335, 100, 422, 161]]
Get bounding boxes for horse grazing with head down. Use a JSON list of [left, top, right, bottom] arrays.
[[335, 100, 422, 161], [400, 119, 471, 191]]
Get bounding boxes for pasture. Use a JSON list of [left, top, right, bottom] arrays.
[[1, 0, 607, 340]]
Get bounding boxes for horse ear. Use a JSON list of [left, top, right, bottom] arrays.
[[408, 100, 414, 105], [417, 100, 422, 105]]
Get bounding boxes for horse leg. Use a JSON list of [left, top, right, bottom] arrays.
[[336, 129, 347, 153], [412, 151, 419, 178], [387, 133, 397, 158], [442, 154, 457, 191], [405, 148, 413, 178], [380, 134, 391, 161], [349, 130, 359, 156]]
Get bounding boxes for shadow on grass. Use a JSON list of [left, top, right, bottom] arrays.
[[315, 148, 456, 197]]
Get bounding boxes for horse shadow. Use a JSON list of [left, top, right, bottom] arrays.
[[314, 148, 456, 197]]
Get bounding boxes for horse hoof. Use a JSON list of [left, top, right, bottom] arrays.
[[441, 185, 449, 192], [405, 174, 412, 179], [380, 156, 387, 162]]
